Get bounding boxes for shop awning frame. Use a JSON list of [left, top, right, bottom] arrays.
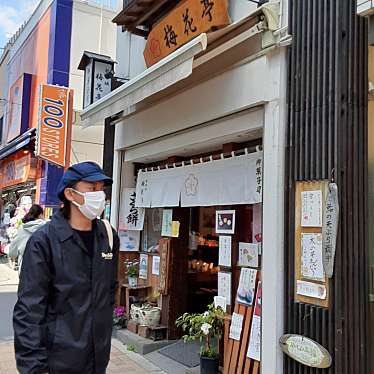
[[80, 3, 281, 127], [0, 128, 36, 161]]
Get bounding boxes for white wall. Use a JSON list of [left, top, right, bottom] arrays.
[[115, 30, 147, 81], [70, 1, 117, 111], [70, 112, 104, 165], [229, 0, 257, 21], [69, 1, 117, 166], [115, 56, 268, 150]]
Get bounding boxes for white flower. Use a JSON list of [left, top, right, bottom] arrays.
[[201, 323, 212, 335], [203, 311, 209, 317]]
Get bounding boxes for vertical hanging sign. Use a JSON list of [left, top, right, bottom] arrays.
[[322, 183, 339, 278], [37, 84, 73, 167]]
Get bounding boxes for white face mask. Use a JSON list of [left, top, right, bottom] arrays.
[[71, 189, 106, 220]]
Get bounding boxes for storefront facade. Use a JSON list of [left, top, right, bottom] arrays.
[[82, 1, 289, 372]]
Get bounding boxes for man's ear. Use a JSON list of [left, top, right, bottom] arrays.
[[64, 188, 74, 202]]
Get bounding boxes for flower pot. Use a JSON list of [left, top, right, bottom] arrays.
[[139, 305, 161, 327], [200, 356, 219, 374], [128, 276, 138, 287], [130, 304, 142, 323]]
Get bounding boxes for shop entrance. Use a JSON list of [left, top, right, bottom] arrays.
[[139, 202, 261, 339], [118, 139, 264, 370]]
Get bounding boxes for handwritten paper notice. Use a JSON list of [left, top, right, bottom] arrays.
[[229, 313, 244, 341], [122, 188, 145, 231], [247, 281, 262, 361], [238, 242, 259, 268], [301, 233, 324, 281], [301, 190, 323, 227], [139, 254, 148, 279], [236, 268, 257, 307], [219, 236, 232, 267], [323, 183, 339, 278], [218, 272, 232, 306], [297, 280, 327, 300], [161, 209, 173, 237]]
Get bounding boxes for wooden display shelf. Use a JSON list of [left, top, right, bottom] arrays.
[[120, 284, 152, 319]]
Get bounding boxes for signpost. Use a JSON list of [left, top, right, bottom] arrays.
[[37, 84, 73, 168]]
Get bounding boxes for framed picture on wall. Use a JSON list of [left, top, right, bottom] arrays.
[[216, 210, 236, 234]]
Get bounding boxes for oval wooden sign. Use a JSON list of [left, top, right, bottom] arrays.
[[279, 334, 332, 368]]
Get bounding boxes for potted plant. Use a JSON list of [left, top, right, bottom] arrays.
[[113, 306, 127, 329], [176, 304, 225, 374], [124, 259, 139, 287]]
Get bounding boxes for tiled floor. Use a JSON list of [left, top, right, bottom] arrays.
[[0, 339, 165, 374]]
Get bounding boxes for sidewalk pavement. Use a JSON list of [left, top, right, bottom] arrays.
[[0, 257, 19, 292], [0, 339, 165, 374]]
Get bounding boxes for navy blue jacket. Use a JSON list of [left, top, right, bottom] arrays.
[[13, 211, 119, 374]]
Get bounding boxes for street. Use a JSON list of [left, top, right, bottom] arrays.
[[0, 258, 165, 374], [0, 258, 18, 342]]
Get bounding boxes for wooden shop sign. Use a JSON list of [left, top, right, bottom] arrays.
[[144, 0, 230, 67], [279, 334, 332, 368]]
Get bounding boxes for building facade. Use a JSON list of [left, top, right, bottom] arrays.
[[82, 0, 370, 373], [83, 0, 288, 372], [0, 0, 117, 216]]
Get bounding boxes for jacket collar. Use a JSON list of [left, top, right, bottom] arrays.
[[51, 210, 107, 244]]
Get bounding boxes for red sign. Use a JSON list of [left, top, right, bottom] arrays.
[[37, 84, 73, 167], [0, 152, 34, 189]]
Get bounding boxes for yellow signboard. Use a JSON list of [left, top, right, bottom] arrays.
[[144, 0, 230, 67]]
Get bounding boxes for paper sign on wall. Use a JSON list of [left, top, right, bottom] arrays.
[[219, 236, 232, 267], [296, 280, 327, 300], [119, 230, 140, 252], [139, 254, 148, 279], [161, 209, 173, 237], [171, 221, 180, 238], [218, 272, 231, 306], [229, 313, 244, 341], [122, 188, 145, 231], [236, 268, 257, 307], [214, 296, 227, 311], [152, 256, 161, 276], [301, 233, 324, 281], [247, 281, 262, 361], [323, 183, 339, 278], [301, 190, 323, 227], [238, 242, 259, 268]]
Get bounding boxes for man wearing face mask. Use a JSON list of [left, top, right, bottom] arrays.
[[13, 162, 119, 374]]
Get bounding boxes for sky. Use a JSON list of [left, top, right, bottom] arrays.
[[0, 0, 39, 49]]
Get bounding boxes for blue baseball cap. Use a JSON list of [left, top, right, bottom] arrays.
[[57, 161, 113, 200]]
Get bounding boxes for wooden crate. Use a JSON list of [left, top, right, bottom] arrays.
[[149, 326, 167, 341], [138, 325, 151, 339], [127, 320, 139, 334]]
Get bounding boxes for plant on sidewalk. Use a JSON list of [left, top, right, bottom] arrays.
[[176, 303, 225, 359], [113, 306, 127, 328], [127, 344, 137, 352]]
